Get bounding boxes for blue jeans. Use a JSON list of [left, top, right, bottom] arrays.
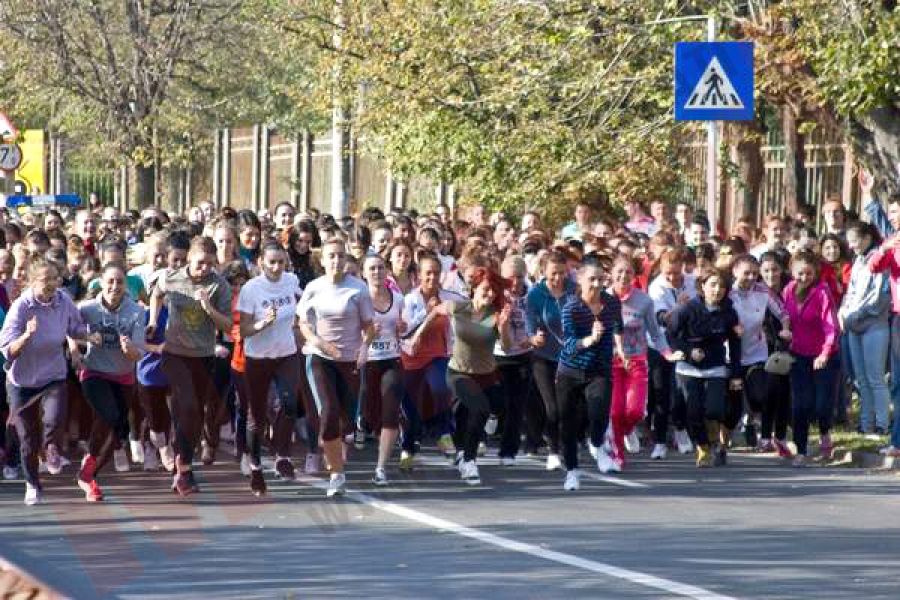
[[890, 315, 900, 447], [790, 355, 837, 456], [848, 326, 891, 431]]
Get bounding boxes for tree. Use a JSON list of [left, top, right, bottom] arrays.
[[0, 0, 251, 208]]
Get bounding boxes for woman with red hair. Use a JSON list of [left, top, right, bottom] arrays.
[[439, 265, 513, 485]]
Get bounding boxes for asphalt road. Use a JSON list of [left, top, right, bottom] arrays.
[[0, 443, 898, 600]]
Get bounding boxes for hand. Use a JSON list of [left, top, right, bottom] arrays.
[[259, 306, 277, 329], [813, 354, 829, 370], [86, 332, 103, 346], [498, 304, 512, 327], [214, 344, 230, 359], [733, 324, 744, 337], [591, 320, 605, 341], [531, 330, 547, 349], [356, 345, 369, 371], [396, 318, 407, 336], [667, 350, 686, 362], [372, 322, 383, 337], [690, 348, 705, 363], [70, 351, 85, 371], [425, 296, 441, 314], [729, 378, 743, 391], [618, 352, 630, 370], [858, 169, 874, 196], [119, 335, 134, 355], [778, 329, 793, 342], [194, 288, 211, 311], [677, 292, 692, 306], [885, 234, 900, 251], [145, 323, 157, 338], [23, 316, 38, 339]]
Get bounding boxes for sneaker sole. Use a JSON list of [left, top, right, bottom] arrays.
[[372, 479, 389, 487]]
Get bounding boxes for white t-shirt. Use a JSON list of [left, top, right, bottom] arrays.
[[368, 288, 404, 361], [238, 272, 302, 359], [298, 275, 374, 362]]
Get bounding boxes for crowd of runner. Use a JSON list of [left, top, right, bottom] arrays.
[[2, 171, 900, 504]]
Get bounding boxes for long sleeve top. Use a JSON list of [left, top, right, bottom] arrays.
[[864, 196, 894, 238], [840, 249, 890, 333], [647, 273, 697, 352], [782, 281, 839, 358], [867, 243, 900, 314], [524, 279, 576, 361], [730, 282, 789, 366], [0, 289, 87, 388], [558, 292, 623, 377], [610, 287, 669, 357], [668, 296, 741, 377]]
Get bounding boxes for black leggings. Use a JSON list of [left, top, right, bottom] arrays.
[[447, 369, 503, 462], [676, 374, 727, 447], [496, 354, 531, 458], [245, 354, 302, 465], [761, 372, 791, 441], [306, 355, 359, 442], [362, 359, 404, 432], [531, 356, 561, 454], [647, 349, 673, 444], [160, 353, 217, 465], [555, 367, 611, 471], [81, 377, 132, 477]]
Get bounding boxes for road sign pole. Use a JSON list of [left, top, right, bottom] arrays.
[[705, 15, 718, 231]]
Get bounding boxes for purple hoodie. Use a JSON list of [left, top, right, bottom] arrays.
[[0, 289, 86, 388]]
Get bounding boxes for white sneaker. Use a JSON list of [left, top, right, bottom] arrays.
[[24, 483, 42, 506], [459, 460, 481, 485], [596, 448, 617, 474], [563, 469, 581, 491], [3, 465, 19, 480], [625, 431, 641, 454], [304, 453, 320, 475], [484, 415, 498, 435], [499, 456, 517, 467], [477, 441, 487, 457], [372, 467, 389, 487], [675, 429, 694, 454], [143, 443, 160, 471], [546, 453, 563, 471], [114, 448, 130, 472], [650, 443, 668, 460], [326, 472, 346, 497], [240, 453, 252, 477], [159, 446, 176, 472], [129, 440, 144, 464], [588, 442, 600, 461], [219, 424, 234, 443]]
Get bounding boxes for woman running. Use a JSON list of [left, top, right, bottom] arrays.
[[607, 255, 680, 469], [668, 269, 742, 468], [0, 259, 96, 505], [556, 256, 625, 491], [783, 251, 840, 466], [238, 241, 303, 496], [524, 251, 576, 471], [72, 263, 146, 501], [149, 236, 233, 496], [360, 253, 406, 486], [298, 238, 375, 497]]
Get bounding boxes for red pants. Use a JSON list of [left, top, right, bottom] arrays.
[[610, 355, 648, 464]]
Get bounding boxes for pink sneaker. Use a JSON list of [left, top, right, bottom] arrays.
[[819, 434, 833, 460], [773, 439, 792, 459]]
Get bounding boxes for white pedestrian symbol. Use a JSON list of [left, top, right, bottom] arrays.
[[685, 56, 744, 109]]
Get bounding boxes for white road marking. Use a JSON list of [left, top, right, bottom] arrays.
[[297, 474, 734, 600]]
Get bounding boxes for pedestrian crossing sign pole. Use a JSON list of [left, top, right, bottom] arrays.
[[674, 34, 754, 231]]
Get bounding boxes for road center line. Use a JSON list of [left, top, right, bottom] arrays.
[[296, 475, 733, 600]]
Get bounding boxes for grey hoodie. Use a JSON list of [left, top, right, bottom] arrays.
[[79, 295, 146, 375], [840, 249, 890, 333]]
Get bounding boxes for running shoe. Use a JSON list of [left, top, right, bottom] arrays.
[[437, 434, 456, 458], [129, 439, 145, 465], [250, 468, 266, 497], [45, 443, 63, 475], [650, 443, 667, 460], [399, 450, 415, 472], [819, 434, 833, 460], [695, 445, 713, 468], [714, 446, 727, 467], [24, 483, 42, 506], [372, 467, 389, 487], [742, 421, 758, 449], [624, 431, 641, 454], [484, 414, 498, 436], [879, 445, 900, 457], [143, 443, 160, 471], [113, 448, 130, 473], [159, 446, 176, 472], [587, 442, 600, 461], [499, 456, 517, 467], [275, 457, 296, 481], [326, 472, 346, 497], [353, 429, 366, 450], [596, 448, 617, 474], [85, 480, 104, 502], [240, 453, 252, 477], [459, 460, 481, 485], [304, 453, 320, 475], [773, 438, 793, 459], [77, 455, 97, 498], [171, 472, 193, 497], [563, 469, 581, 491], [201, 442, 216, 466], [477, 441, 487, 457], [675, 429, 694, 454], [545, 453, 562, 471], [792, 454, 808, 468], [3, 465, 19, 480]]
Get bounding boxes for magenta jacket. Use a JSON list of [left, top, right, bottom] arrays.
[[782, 280, 839, 358], [867, 245, 900, 314]]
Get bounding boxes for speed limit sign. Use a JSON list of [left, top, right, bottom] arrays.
[[0, 144, 22, 170]]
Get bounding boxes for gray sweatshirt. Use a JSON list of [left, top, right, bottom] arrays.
[[840, 249, 890, 333], [79, 296, 146, 375]]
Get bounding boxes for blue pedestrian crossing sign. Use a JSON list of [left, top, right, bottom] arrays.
[[675, 42, 754, 121]]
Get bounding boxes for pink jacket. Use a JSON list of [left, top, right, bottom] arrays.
[[867, 246, 900, 314], [782, 281, 839, 358]]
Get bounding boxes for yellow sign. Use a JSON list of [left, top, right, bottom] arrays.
[[15, 130, 45, 194]]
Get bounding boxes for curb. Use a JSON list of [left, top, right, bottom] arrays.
[[828, 448, 900, 470]]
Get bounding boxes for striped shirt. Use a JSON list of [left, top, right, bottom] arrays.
[[559, 291, 623, 376]]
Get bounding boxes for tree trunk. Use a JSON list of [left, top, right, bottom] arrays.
[[134, 164, 156, 210], [782, 105, 806, 217], [849, 105, 900, 199], [736, 131, 765, 223]]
